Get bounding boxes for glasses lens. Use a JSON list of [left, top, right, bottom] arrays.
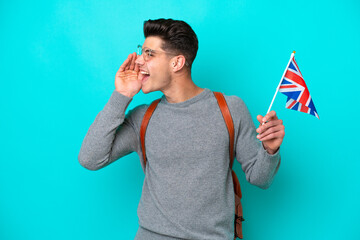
[[137, 45, 150, 62], [137, 45, 142, 56]]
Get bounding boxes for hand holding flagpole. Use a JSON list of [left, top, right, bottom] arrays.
[[256, 50, 318, 154]]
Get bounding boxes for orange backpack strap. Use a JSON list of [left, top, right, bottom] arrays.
[[139, 98, 161, 170], [213, 92, 242, 196], [213, 92, 244, 239], [213, 92, 235, 169]]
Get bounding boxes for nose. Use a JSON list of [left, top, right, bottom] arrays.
[[135, 54, 145, 65]]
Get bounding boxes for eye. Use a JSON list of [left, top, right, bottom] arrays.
[[144, 49, 154, 57]]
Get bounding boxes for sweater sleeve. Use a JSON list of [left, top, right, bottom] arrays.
[[78, 90, 142, 171], [233, 97, 281, 189]]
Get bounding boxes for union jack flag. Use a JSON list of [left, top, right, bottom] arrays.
[[279, 56, 319, 119]]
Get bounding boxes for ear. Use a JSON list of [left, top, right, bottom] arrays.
[[170, 55, 187, 72]]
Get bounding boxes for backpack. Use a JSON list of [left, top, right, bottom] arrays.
[[139, 91, 245, 239]]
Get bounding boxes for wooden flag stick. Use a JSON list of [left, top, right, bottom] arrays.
[[266, 51, 296, 115]]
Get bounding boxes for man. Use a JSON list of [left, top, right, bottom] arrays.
[[78, 18, 284, 240]]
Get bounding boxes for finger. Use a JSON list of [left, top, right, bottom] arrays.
[[119, 55, 131, 72], [256, 119, 283, 134], [129, 52, 136, 70], [134, 54, 140, 72], [258, 129, 285, 142], [263, 110, 278, 123], [257, 124, 285, 140], [125, 54, 133, 70]]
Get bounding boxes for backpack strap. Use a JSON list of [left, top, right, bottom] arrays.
[[213, 92, 242, 197], [213, 92, 244, 239], [139, 98, 161, 170], [213, 92, 235, 169]]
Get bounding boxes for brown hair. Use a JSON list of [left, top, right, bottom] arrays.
[[143, 18, 198, 68]]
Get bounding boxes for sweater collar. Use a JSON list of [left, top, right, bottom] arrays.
[[160, 88, 211, 107]]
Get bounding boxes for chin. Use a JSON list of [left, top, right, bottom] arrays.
[[142, 83, 160, 94], [141, 86, 152, 94]]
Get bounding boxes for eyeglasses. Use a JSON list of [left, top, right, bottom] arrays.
[[137, 44, 189, 67]]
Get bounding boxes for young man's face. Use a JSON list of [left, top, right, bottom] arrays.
[[135, 36, 174, 94]]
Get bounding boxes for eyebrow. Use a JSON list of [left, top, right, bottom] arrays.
[[143, 46, 161, 51], [143, 47, 159, 55]]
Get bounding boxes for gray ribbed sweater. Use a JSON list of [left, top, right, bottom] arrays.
[[78, 88, 281, 240]]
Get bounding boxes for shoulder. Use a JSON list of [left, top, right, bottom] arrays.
[[126, 103, 148, 119], [125, 98, 162, 128], [223, 94, 245, 107], [219, 93, 249, 114], [213, 92, 254, 125], [125, 104, 149, 130], [211, 90, 245, 105]]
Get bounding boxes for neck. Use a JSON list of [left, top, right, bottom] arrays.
[[162, 73, 204, 104]]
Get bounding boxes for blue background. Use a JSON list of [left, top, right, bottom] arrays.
[[1, 0, 359, 239]]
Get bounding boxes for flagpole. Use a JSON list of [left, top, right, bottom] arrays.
[[266, 51, 296, 115]]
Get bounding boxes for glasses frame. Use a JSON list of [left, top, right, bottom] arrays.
[[137, 44, 189, 67]]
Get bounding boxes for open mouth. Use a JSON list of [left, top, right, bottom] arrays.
[[140, 70, 150, 83]]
